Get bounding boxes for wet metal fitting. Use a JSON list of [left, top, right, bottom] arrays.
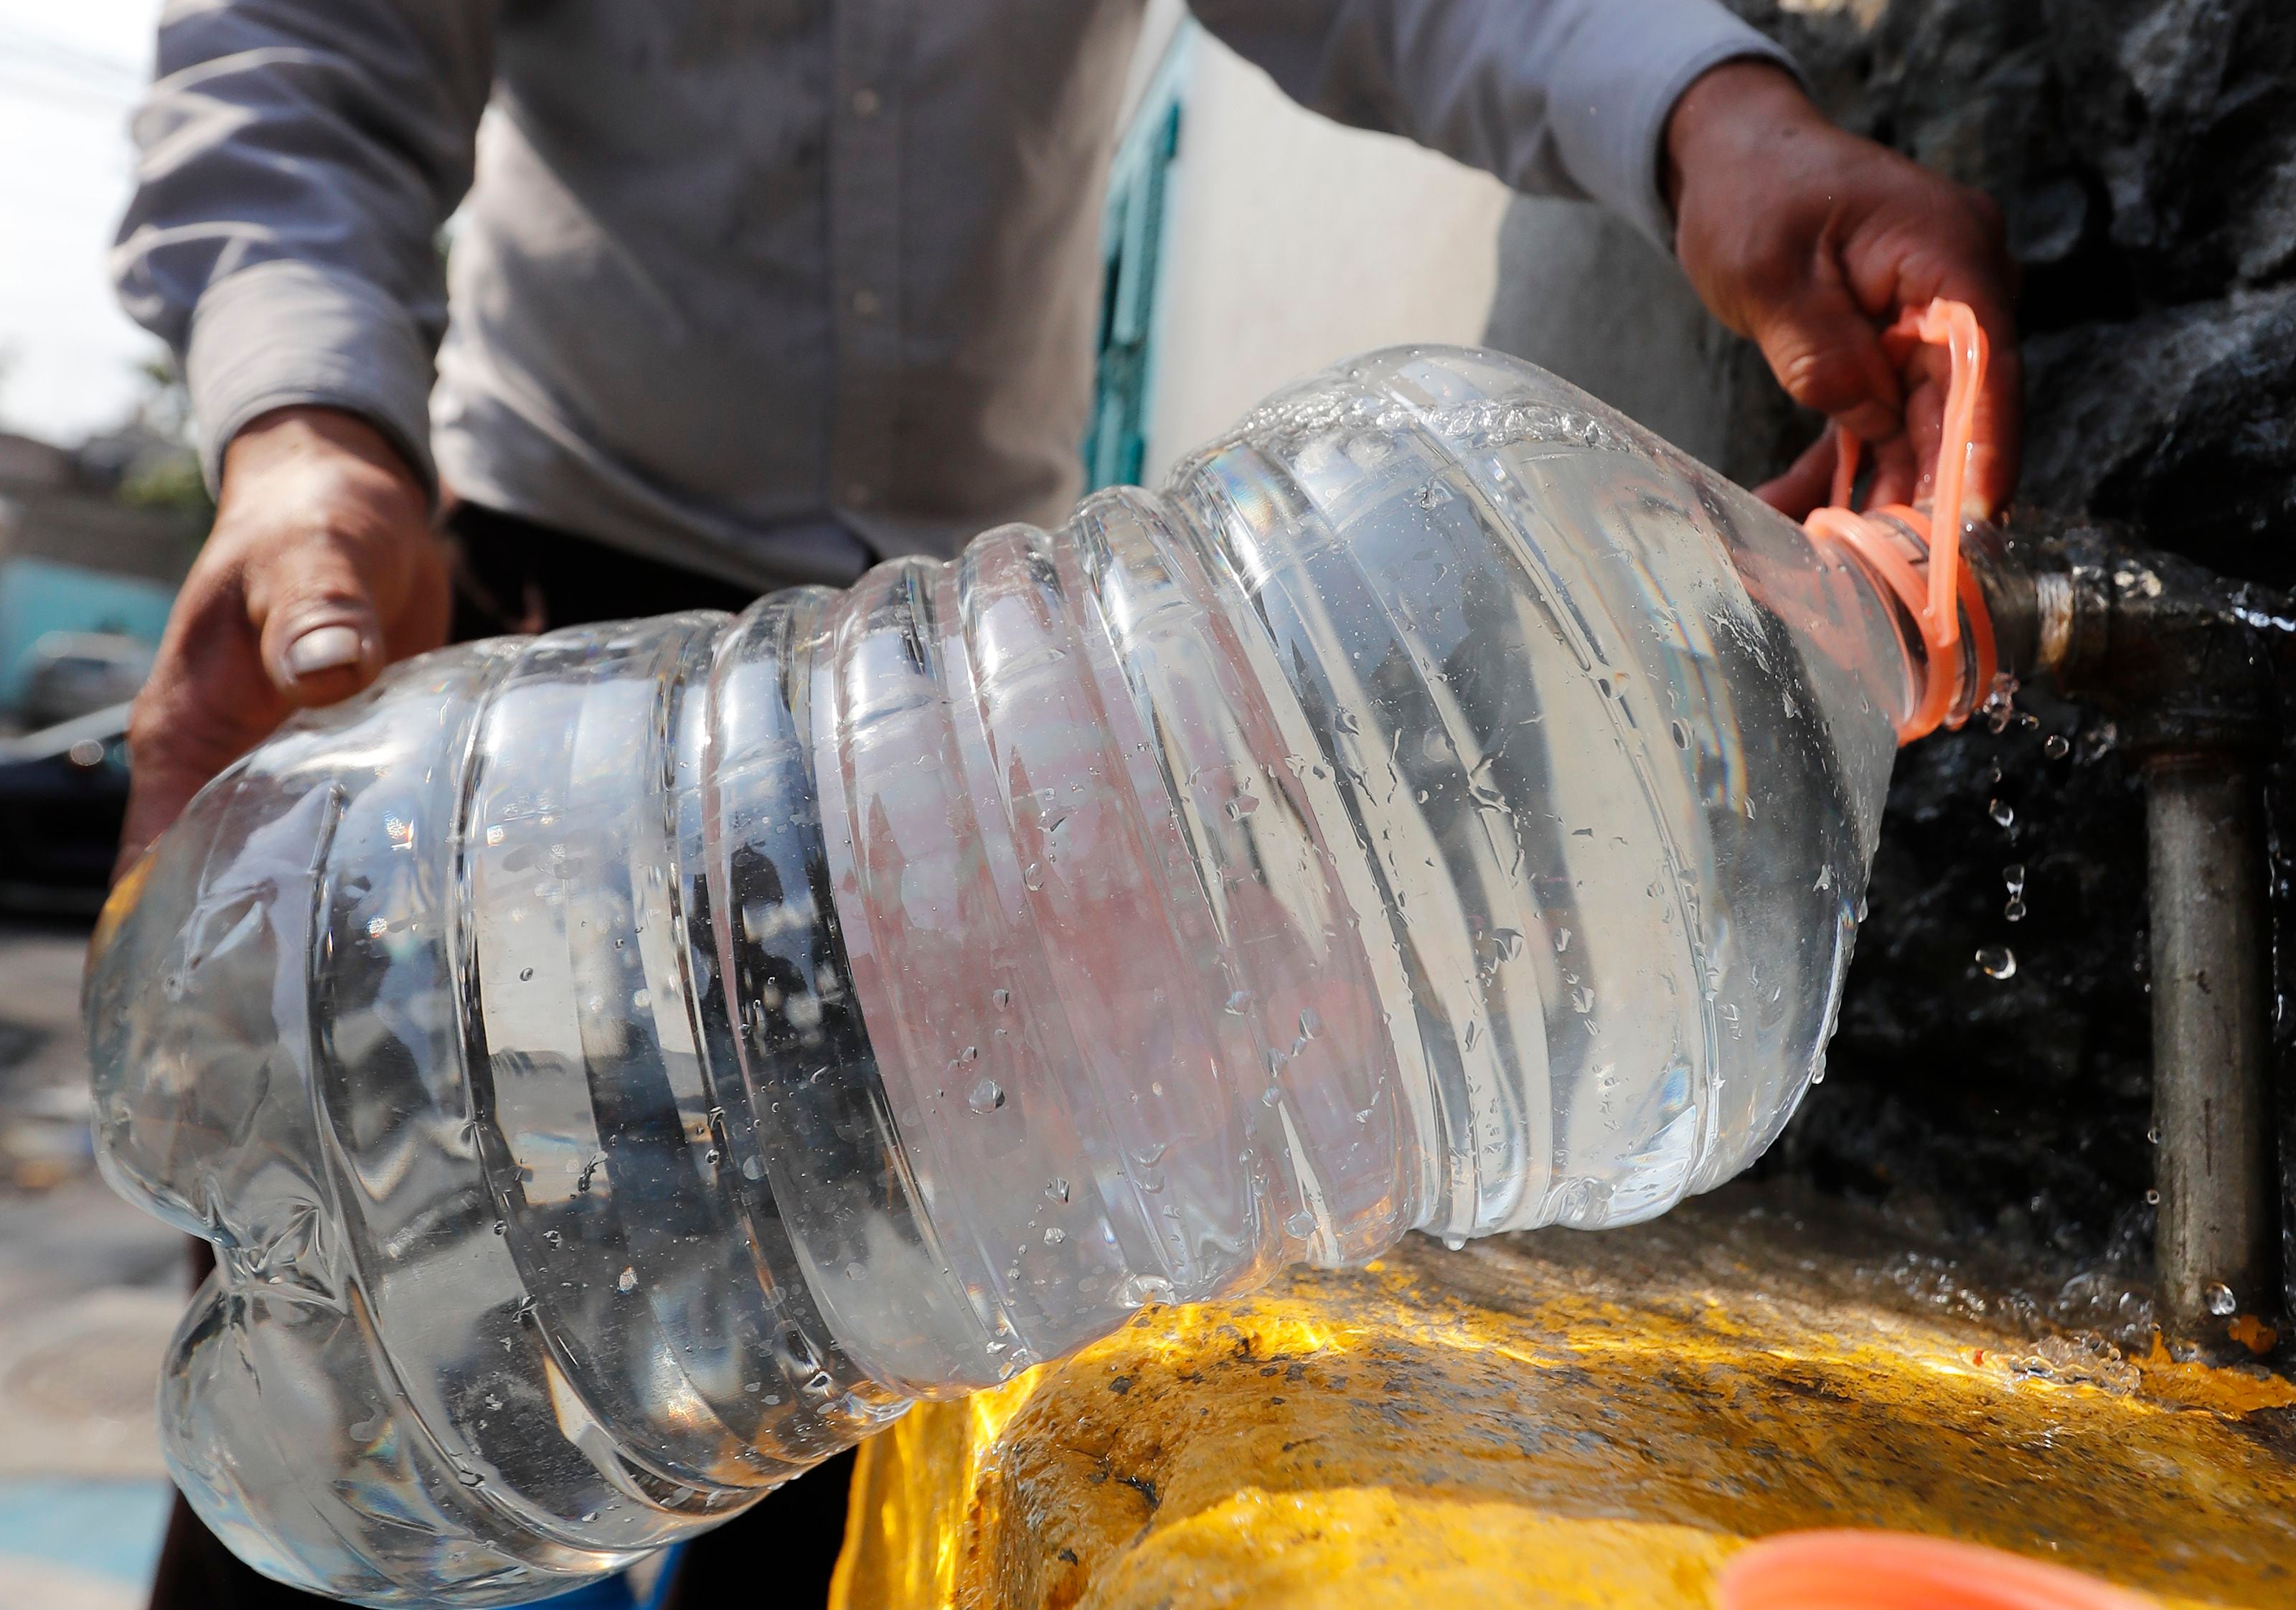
[[1970, 516, 2285, 1351]]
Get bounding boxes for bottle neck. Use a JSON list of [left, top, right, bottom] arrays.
[[1832, 511, 2003, 746], [1796, 297, 2000, 746]]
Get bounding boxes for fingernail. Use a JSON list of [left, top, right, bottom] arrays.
[[286, 625, 363, 679]]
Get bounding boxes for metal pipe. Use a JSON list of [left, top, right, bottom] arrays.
[[1972, 519, 2287, 1343], [2145, 756, 2279, 1345]]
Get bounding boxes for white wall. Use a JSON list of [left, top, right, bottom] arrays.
[[1141, 28, 1511, 482]]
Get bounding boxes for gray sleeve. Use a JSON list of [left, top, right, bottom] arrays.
[[1187, 0, 1799, 248], [110, 1, 496, 496]]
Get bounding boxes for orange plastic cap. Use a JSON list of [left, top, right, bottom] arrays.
[[1802, 297, 1996, 745], [1719, 1530, 2161, 1610]]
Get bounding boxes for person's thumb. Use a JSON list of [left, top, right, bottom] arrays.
[[247, 532, 394, 710], [1752, 279, 1906, 448]]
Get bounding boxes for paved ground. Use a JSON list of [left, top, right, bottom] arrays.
[[0, 915, 183, 1609]]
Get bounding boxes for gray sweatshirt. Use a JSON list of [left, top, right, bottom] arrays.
[[113, 0, 1790, 589]]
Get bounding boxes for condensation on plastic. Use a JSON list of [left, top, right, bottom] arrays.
[[85, 346, 1916, 1605]]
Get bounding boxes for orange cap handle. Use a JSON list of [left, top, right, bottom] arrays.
[[1803, 298, 1995, 744]]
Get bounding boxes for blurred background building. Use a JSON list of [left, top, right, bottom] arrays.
[[0, 414, 196, 731], [1, 8, 202, 1606], [1086, 0, 1512, 489]]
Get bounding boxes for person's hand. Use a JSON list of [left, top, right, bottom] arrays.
[[1664, 60, 2020, 520], [116, 405, 451, 877]]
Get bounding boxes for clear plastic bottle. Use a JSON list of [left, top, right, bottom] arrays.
[[85, 346, 1916, 1604]]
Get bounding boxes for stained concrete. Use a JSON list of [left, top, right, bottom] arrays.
[[835, 1185, 2296, 1610]]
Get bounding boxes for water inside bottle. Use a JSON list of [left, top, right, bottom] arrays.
[[85, 347, 1911, 1604], [791, 347, 1906, 1388]]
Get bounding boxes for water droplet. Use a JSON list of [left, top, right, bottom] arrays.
[[2207, 1281, 2238, 1317], [742, 1155, 765, 1181], [491, 1220, 507, 1236], [1119, 1274, 1174, 1308], [954, 1045, 979, 1065], [2005, 898, 2027, 922], [1553, 927, 1572, 954], [1225, 989, 1253, 1015], [2043, 733, 2071, 759], [966, 1078, 1004, 1114], [2147, 1123, 2163, 1145], [1131, 1141, 1168, 1167], [2003, 862, 2027, 892], [1297, 1007, 1322, 1040], [845, 1262, 865, 1281], [1670, 719, 1690, 750], [1988, 799, 2015, 829], [992, 987, 1012, 1010], [1442, 1235, 1467, 1252], [1047, 1177, 1070, 1203], [1284, 1210, 1317, 1238], [617, 1267, 636, 1293], [1814, 865, 1832, 892], [1043, 1226, 1067, 1246], [1226, 791, 1261, 820], [519, 967, 535, 982], [1976, 945, 2017, 980], [1022, 862, 1045, 890], [2145, 1188, 2161, 1205], [1490, 928, 1523, 961], [542, 1229, 562, 1248]]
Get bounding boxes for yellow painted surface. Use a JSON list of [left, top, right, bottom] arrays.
[[831, 1188, 2296, 1610]]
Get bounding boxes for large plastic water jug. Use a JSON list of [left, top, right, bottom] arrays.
[[87, 343, 1937, 1604]]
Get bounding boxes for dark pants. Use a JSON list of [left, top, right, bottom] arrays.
[[149, 504, 860, 1610]]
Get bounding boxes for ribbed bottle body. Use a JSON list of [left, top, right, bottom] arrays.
[[85, 347, 1906, 1604]]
